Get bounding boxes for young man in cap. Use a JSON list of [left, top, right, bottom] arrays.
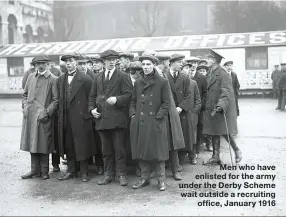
[[20, 55, 59, 180], [277, 63, 286, 111], [155, 53, 170, 75], [48, 60, 61, 77], [119, 52, 134, 74], [224, 61, 240, 117], [186, 57, 201, 79], [181, 60, 192, 74], [198, 59, 208, 66], [57, 53, 96, 182], [77, 54, 95, 80], [86, 57, 94, 71], [130, 54, 170, 191], [89, 49, 132, 186], [271, 65, 281, 99], [92, 55, 105, 74], [203, 49, 242, 165]]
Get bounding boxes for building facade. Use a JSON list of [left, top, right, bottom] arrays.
[[0, 0, 54, 45]]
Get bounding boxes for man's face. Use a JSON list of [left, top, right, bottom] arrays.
[[171, 59, 183, 71], [190, 61, 198, 71], [163, 60, 169, 68], [225, 64, 233, 72], [120, 57, 130, 68], [104, 58, 117, 70], [77, 61, 87, 73], [198, 69, 207, 76], [93, 60, 103, 71], [182, 65, 190, 74], [130, 69, 141, 80], [87, 62, 93, 70], [65, 57, 77, 72], [35, 62, 48, 73], [142, 60, 154, 75], [207, 57, 215, 66], [157, 62, 164, 71]]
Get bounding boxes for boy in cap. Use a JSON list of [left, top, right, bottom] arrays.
[[203, 49, 242, 165], [89, 49, 132, 186], [57, 53, 96, 182], [130, 54, 170, 191], [20, 55, 59, 180]]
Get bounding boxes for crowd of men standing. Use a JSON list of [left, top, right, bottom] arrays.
[[20, 48, 242, 191]]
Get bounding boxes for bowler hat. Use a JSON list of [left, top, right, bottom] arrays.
[[223, 61, 234, 66], [139, 54, 159, 64], [169, 54, 185, 63], [31, 55, 50, 65], [61, 53, 78, 62], [101, 49, 119, 59], [77, 54, 89, 63]]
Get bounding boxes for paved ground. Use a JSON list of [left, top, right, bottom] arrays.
[[0, 98, 285, 216]]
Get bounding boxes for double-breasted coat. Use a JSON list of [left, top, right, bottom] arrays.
[[203, 65, 238, 135], [57, 70, 96, 161], [88, 69, 132, 130], [129, 70, 170, 161], [20, 70, 59, 154]]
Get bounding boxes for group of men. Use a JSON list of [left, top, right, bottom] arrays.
[[272, 63, 286, 111], [20, 48, 242, 191]]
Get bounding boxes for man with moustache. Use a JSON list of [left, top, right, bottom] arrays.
[[20, 56, 59, 180], [57, 54, 96, 182], [130, 54, 170, 191], [89, 50, 132, 186], [203, 49, 242, 165]]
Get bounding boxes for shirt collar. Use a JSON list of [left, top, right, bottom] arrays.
[[36, 70, 51, 78], [105, 67, 116, 74]]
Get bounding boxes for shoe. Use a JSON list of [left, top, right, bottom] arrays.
[[132, 179, 150, 189], [135, 169, 141, 177], [281, 108, 285, 111], [190, 158, 197, 165], [97, 176, 113, 185], [150, 171, 155, 178], [158, 181, 167, 191], [235, 149, 242, 163], [178, 165, 183, 172], [206, 146, 213, 152], [58, 172, 77, 181], [118, 176, 128, 186], [42, 174, 50, 180], [203, 136, 221, 166], [276, 107, 281, 110], [81, 173, 90, 182], [173, 172, 182, 181], [52, 165, 60, 172], [97, 166, 104, 175], [21, 171, 41, 179], [194, 153, 198, 159]]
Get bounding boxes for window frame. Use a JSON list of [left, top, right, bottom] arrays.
[[245, 47, 268, 70]]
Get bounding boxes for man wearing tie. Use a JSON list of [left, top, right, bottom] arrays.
[[89, 50, 132, 186]]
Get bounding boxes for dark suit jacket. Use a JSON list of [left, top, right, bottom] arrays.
[[86, 69, 96, 80], [193, 72, 207, 110], [89, 68, 132, 130]]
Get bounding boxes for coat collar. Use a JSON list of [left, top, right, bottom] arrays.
[[69, 69, 84, 102], [35, 70, 51, 78], [207, 65, 221, 89]]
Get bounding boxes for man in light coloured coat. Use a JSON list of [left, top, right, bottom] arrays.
[[20, 55, 59, 180]]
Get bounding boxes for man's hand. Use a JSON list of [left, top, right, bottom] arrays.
[[106, 97, 117, 105], [176, 107, 183, 114], [91, 108, 101, 119]]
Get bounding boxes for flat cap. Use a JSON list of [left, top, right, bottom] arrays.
[[31, 55, 50, 65], [169, 54, 185, 63], [101, 49, 119, 59], [77, 54, 89, 63], [119, 52, 134, 60], [130, 61, 142, 69], [186, 56, 201, 63], [61, 53, 78, 62], [280, 63, 286, 65], [155, 53, 171, 61], [182, 60, 192, 68], [133, 56, 140, 61], [197, 65, 209, 71], [198, 59, 208, 65], [91, 54, 104, 63], [142, 50, 157, 56], [207, 49, 224, 62], [139, 54, 159, 64], [223, 61, 234, 66]]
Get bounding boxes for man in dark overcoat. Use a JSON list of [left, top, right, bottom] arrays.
[[277, 63, 286, 111], [271, 65, 281, 99], [89, 50, 132, 186], [224, 61, 240, 116], [57, 54, 96, 182], [130, 54, 170, 191], [165, 54, 192, 180], [20, 56, 59, 180], [119, 52, 134, 74], [203, 49, 242, 165], [91, 55, 105, 75]]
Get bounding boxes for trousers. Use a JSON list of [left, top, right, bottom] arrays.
[[139, 160, 165, 181]]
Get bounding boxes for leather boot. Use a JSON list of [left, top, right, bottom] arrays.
[[58, 172, 77, 180], [97, 166, 104, 175], [158, 181, 167, 191], [228, 135, 242, 163], [81, 173, 90, 182], [97, 176, 113, 185], [203, 136, 221, 165], [21, 171, 41, 179], [118, 176, 128, 186], [132, 179, 150, 189], [173, 172, 182, 181]]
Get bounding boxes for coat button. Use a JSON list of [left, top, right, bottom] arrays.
[[150, 112, 153, 115], [141, 112, 143, 115], [150, 93, 153, 96], [140, 120, 144, 124], [149, 102, 152, 105], [141, 94, 144, 97]]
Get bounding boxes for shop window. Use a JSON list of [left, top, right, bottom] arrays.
[[9, 0, 15, 5], [7, 57, 24, 77], [246, 47, 268, 70]]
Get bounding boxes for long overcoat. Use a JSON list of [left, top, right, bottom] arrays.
[[231, 71, 240, 116], [20, 71, 59, 154], [203, 65, 238, 135], [129, 70, 170, 161], [57, 70, 96, 161]]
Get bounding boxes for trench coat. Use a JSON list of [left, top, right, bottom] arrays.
[[129, 70, 170, 161], [231, 72, 240, 116], [20, 71, 59, 154], [203, 65, 238, 135], [57, 70, 96, 161]]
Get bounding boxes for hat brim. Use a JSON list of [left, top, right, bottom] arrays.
[[32, 60, 49, 65], [102, 55, 119, 60], [139, 56, 157, 64], [197, 66, 209, 71], [224, 61, 233, 66], [61, 55, 78, 61]]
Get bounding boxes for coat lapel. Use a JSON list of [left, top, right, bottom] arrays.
[[175, 72, 184, 90], [97, 71, 104, 95], [106, 69, 120, 95], [69, 70, 84, 102], [166, 70, 176, 93], [207, 66, 220, 89]]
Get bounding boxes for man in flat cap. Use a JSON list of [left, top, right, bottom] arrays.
[[142, 50, 157, 56], [130, 54, 170, 191], [119, 52, 134, 74], [277, 63, 286, 111], [272, 64, 281, 100], [20, 55, 59, 180], [198, 59, 208, 66], [92, 55, 105, 75], [89, 49, 132, 186], [186, 56, 201, 79], [224, 61, 240, 117], [57, 53, 96, 182], [203, 49, 242, 165], [77, 54, 95, 80], [86, 57, 94, 72], [155, 53, 170, 76]]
